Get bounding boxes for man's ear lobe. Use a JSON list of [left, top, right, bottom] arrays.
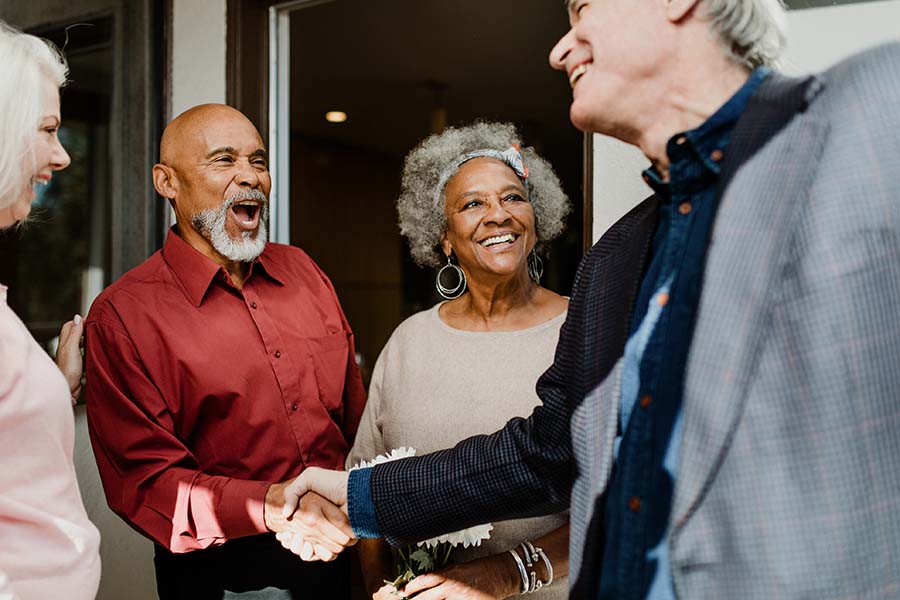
[[152, 164, 176, 200], [665, 0, 700, 22]]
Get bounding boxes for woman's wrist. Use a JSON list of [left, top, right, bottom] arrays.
[[487, 552, 527, 598], [506, 541, 554, 594]]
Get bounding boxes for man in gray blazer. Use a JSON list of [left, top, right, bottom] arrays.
[[282, 0, 900, 597]]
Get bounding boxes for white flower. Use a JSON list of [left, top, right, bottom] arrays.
[[349, 446, 417, 470], [418, 523, 493, 549]]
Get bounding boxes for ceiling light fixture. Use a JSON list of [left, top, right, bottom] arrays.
[[325, 111, 347, 123]]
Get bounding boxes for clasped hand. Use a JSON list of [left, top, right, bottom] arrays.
[[265, 467, 354, 562]]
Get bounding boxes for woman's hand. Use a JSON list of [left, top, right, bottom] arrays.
[[56, 315, 84, 404], [399, 554, 520, 600], [373, 583, 402, 599]]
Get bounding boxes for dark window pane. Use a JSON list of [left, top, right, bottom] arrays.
[[0, 19, 112, 349]]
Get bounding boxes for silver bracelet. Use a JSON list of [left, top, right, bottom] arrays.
[[519, 542, 533, 566], [534, 545, 554, 588], [520, 542, 537, 592], [508, 548, 529, 594], [517, 540, 553, 593]]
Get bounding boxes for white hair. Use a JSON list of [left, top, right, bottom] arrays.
[[701, 0, 788, 68], [398, 121, 570, 267], [191, 189, 269, 262], [0, 21, 68, 211]]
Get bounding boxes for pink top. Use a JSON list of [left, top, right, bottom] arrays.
[[0, 284, 100, 599]]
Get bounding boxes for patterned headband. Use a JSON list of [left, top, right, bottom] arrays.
[[433, 145, 530, 208]]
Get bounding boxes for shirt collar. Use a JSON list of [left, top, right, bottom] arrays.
[[254, 248, 287, 287], [642, 66, 771, 190], [161, 228, 285, 307]]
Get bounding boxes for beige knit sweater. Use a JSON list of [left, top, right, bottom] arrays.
[[348, 302, 569, 599]]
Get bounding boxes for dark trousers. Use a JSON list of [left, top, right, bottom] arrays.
[[153, 533, 351, 599]]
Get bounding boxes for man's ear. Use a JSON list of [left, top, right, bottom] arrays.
[[665, 0, 700, 22], [152, 163, 177, 200]]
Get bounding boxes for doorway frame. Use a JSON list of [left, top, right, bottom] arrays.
[[226, 0, 594, 250]]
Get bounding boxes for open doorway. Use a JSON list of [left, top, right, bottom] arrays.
[[267, 0, 582, 381], [236, 0, 592, 382]]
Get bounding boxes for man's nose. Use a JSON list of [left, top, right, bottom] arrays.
[[549, 27, 575, 71], [235, 158, 261, 187]]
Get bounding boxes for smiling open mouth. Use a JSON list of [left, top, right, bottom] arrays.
[[480, 233, 519, 248], [570, 63, 588, 89], [229, 201, 262, 230]]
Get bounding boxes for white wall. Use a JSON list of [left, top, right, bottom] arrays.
[[170, 0, 228, 119], [591, 135, 652, 240], [782, 0, 900, 75], [165, 0, 229, 229], [590, 0, 900, 241]]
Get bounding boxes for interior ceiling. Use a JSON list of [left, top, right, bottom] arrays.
[[289, 0, 579, 159]]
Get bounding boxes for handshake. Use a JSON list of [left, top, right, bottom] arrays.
[[263, 467, 357, 561]]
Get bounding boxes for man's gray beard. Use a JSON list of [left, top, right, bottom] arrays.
[[191, 191, 269, 262]]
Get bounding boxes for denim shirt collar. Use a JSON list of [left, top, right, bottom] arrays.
[[643, 66, 771, 196]]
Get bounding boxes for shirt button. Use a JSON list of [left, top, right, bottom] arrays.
[[274, 350, 282, 358], [639, 395, 652, 409], [710, 148, 723, 162], [656, 292, 669, 307], [678, 202, 692, 215], [250, 301, 257, 309], [291, 402, 299, 411], [628, 496, 642, 512]]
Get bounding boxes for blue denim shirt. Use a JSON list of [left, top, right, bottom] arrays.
[[598, 67, 770, 600]]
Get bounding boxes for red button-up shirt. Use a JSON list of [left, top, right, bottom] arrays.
[[85, 231, 365, 552]]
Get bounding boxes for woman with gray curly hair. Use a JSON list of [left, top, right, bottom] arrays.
[[348, 122, 571, 599]]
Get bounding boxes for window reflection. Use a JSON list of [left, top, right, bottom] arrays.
[[0, 18, 112, 351]]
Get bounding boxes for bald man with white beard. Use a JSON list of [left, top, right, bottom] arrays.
[[85, 104, 363, 599]]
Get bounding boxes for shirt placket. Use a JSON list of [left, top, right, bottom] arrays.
[[240, 281, 315, 465], [616, 152, 699, 599]]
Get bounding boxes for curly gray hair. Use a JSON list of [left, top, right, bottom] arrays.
[[398, 121, 570, 267], [701, 0, 788, 68]]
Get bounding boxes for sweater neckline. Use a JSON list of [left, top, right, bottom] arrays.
[[429, 301, 567, 337]]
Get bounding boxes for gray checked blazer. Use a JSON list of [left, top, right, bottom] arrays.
[[371, 42, 900, 598]]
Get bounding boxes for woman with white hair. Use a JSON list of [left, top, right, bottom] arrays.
[[0, 20, 101, 599], [347, 122, 571, 599]]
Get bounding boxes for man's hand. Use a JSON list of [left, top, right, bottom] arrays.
[[281, 466, 350, 518], [274, 468, 353, 561], [265, 479, 354, 561], [55, 315, 84, 404]]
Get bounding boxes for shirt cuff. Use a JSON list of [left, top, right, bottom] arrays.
[[217, 478, 270, 538], [347, 468, 380, 538]]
